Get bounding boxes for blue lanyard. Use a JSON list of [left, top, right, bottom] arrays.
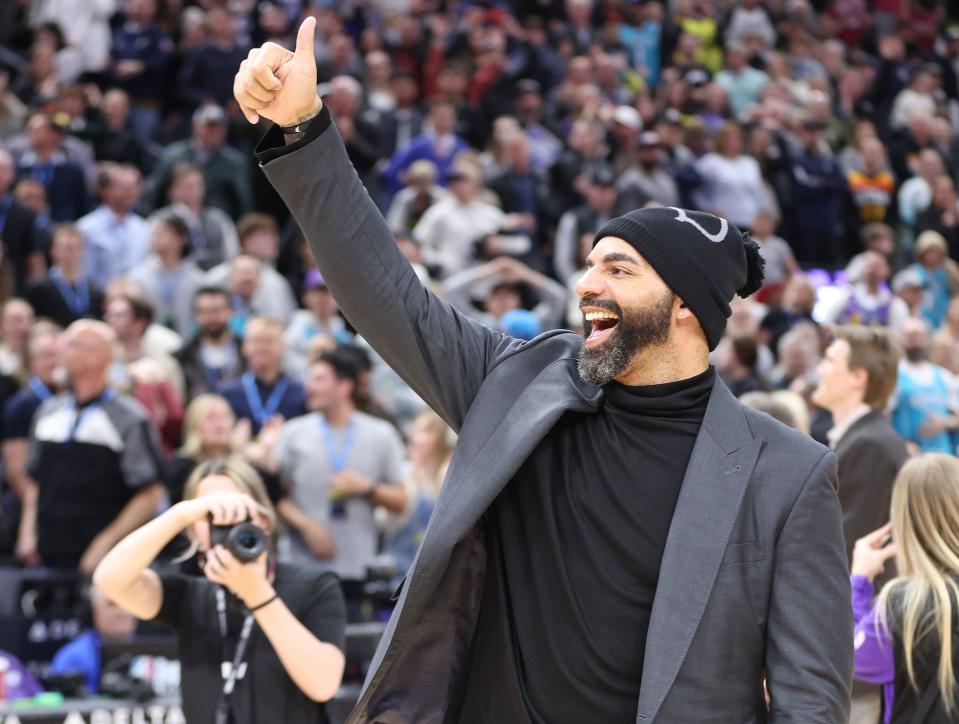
[[318, 415, 356, 472], [66, 388, 114, 441], [28, 377, 52, 402], [241, 373, 288, 427], [50, 268, 89, 317]]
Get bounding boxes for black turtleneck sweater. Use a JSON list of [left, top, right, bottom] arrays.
[[459, 366, 715, 724]]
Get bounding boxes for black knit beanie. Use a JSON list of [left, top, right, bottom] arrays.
[[593, 207, 765, 351]]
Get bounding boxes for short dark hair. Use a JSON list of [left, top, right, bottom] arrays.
[[158, 213, 190, 241], [316, 348, 362, 385], [114, 294, 154, 327], [193, 285, 231, 306], [835, 325, 901, 409]]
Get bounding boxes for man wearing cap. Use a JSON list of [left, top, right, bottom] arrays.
[[616, 131, 679, 210], [144, 103, 252, 219], [235, 22, 852, 722]]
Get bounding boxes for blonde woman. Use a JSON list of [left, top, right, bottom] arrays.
[[382, 411, 456, 580], [851, 454, 959, 723], [94, 458, 346, 723], [167, 393, 283, 505]]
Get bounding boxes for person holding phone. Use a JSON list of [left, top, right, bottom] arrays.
[[94, 457, 346, 723]]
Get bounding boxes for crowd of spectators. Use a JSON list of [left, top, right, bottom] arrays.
[[2, 0, 959, 714]]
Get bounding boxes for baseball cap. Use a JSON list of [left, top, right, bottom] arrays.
[[612, 105, 642, 130], [193, 104, 227, 126]]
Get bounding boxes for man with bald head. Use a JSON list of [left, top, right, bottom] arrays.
[[27, 319, 164, 572]]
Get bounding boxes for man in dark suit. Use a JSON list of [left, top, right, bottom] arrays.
[[236, 20, 853, 722], [15, 112, 89, 223], [812, 324, 908, 724], [0, 148, 46, 295]]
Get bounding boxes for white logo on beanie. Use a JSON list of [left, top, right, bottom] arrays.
[[669, 207, 729, 243]]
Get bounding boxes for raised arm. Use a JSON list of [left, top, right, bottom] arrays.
[[234, 18, 507, 430]]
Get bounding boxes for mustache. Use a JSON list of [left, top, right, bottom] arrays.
[[579, 297, 623, 316]]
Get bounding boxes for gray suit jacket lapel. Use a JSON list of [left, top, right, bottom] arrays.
[[416, 355, 604, 577], [637, 379, 761, 721]]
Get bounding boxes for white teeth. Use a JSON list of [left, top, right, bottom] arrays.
[[584, 312, 618, 321]]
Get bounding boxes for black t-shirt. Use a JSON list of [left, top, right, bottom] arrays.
[[154, 563, 346, 724], [3, 384, 46, 441], [459, 367, 714, 724], [25, 276, 105, 328]]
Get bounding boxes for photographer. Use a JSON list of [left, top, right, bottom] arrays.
[[93, 458, 346, 723]]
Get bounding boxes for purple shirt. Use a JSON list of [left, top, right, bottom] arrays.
[[852, 574, 895, 723]]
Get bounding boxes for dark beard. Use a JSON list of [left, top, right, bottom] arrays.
[[204, 324, 229, 342], [577, 292, 674, 386]]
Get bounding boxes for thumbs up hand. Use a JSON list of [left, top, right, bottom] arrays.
[[234, 16, 322, 127]]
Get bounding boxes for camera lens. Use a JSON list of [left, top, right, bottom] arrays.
[[225, 522, 268, 562]]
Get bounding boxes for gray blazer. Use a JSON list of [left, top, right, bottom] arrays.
[[257, 111, 853, 724]]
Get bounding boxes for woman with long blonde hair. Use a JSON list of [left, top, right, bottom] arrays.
[[851, 453, 959, 723]]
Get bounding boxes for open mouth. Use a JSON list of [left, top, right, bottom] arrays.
[[583, 311, 620, 348]]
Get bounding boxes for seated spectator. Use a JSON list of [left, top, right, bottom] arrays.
[[273, 350, 407, 581], [381, 410, 455, 584], [148, 163, 239, 272], [145, 104, 251, 220], [176, 6, 247, 114], [385, 160, 448, 235], [486, 133, 550, 240], [843, 137, 896, 260], [49, 586, 136, 695], [77, 164, 150, 291], [898, 148, 943, 233], [93, 89, 148, 171], [218, 316, 305, 436], [205, 215, 296, 325], [786, 118, 847, 267], [175, 285, 245, 399], [108, 0, 173, 143], [893, 317, 959, 455], [26, 224, 104, 329], [616, 131, 679, 210], [105, 294, 184, 451], [29, 319, 164, 571], [714, 41, 768, 119], [850, 454, 959, 722], [104, 277, 182, 357], [284, 271, 349, 383], [129, 214, 205, 338], [821, 251, 910, 331], [413, 158, 514, 279], [15, 112, 89, 222], [443, 256, 568, 332], [716, 334, 767, 397], [768, 325, 819, 390], [3, 330, 61, 566], [555, 166, 618, 284], [916, 175, 959, 259], [910, 231, 958, 331], [383, 100, 470, 195], [693, 122, 766, 230], [931, 298, 959, 377], [0, 298, 34, 380], [0, 148, 46, 295], [750, 209, 797, 287]]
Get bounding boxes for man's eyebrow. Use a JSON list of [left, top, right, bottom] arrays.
[[586, 252, 642, 268]]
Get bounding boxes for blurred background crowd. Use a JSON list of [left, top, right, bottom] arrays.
[[0, 0, 959, 719]]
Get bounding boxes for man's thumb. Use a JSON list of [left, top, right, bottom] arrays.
[[294, 16, 316, 61]]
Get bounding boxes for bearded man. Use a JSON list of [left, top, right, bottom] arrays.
[[234, 18, 852, 723]]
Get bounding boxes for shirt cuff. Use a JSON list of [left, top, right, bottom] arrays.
[[254, 105, 333, 165]]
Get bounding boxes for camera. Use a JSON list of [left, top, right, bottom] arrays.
[[209, 517, 268, 563]]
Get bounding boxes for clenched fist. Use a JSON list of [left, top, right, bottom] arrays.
[[233, 16, 322, 127]]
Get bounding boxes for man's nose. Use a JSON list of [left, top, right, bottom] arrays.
[[574, 267, 604, 301]]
